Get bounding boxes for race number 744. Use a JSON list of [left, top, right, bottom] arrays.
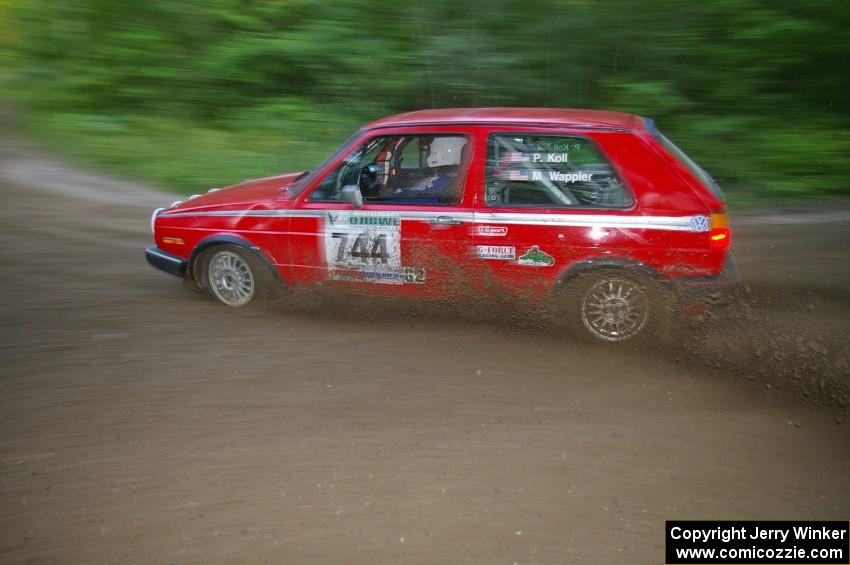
[[331, 232, 389, 263]]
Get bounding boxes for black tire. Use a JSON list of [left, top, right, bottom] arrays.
[[558, 269, 676, 343], [198, 245, 273, 307]]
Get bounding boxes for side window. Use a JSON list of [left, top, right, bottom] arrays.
[[309, 137, 387, 202], [309, 134, 469, 205], [656, 132, 725, 202], [485, 134, 632, 208], [399, 137, 421, 169]]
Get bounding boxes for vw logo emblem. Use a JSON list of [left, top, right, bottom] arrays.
[[689, 215, 710, 232]]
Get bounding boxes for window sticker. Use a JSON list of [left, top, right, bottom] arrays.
[[325, 211, 407, 284], [475, 245, 516, 260], [499, 169, 592, 183], [517, 246, 555, 267], [486, 135, 631, 208], [505, 151, 571, 164]]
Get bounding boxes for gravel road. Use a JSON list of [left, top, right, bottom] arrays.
[[1, 137, 848, 564]]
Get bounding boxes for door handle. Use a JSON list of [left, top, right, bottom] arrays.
[[430, 216, 462, 226]]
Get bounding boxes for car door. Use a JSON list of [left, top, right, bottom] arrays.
[[287, 128, 478, 299], [469, 128, 636, 301]]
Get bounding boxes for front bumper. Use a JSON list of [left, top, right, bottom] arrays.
[[145, 245, 187, 278], [674, 256, 740, 306]]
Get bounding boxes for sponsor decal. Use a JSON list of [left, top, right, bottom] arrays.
[[474, 225, 508, 237], [402, 267, 426, 284], [349, 215, 400, 226], [475, 245, 516, 260], [689, 214, 710, 233], [327, 267, 364, 282], [324, 211, 424, 285], [324, 211, 403, 284], [517, 246, 555, 267]]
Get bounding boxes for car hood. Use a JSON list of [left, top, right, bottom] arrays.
[[168, 171, 304, 211]]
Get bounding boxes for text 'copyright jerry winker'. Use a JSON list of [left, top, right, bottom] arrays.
[[666, 521, 849, 564]]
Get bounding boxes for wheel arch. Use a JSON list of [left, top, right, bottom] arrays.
[[552, 257, 669, 296], [552, 256, 682, 343], [188, 234, 283, 289]]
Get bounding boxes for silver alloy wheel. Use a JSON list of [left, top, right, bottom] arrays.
[[207, 250, 255, 307], [581, 277, 649, 341]]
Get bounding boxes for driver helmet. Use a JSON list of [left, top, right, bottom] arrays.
[[426, 136, 466, 168]]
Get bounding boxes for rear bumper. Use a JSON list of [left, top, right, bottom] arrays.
[[674, 256, 740, 306], [145, 245, 187, 278]]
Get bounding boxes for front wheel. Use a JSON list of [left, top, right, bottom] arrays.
[[204, 247, 265, 307], [561, 270, 667, 343]]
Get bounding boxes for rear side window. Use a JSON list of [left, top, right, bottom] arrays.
[[485, 134, 632, 208], [656, 133, 725, 203]]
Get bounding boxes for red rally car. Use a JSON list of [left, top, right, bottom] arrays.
[[146, 108, 738, 342]]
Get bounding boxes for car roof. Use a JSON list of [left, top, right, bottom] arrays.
[[365, 108, 648, 131]]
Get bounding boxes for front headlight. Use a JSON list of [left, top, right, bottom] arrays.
[[150, 208, 165, 234]]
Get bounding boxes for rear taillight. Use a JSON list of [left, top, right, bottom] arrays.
[[709, 212, 730, 248]]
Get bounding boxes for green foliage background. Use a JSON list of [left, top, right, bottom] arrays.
[[1, 0, 848, 202]]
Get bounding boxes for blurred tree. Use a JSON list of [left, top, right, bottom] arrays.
[[2, 0, 848, 198]]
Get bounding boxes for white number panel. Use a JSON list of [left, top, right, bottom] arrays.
[[323, 211, 405, 284]]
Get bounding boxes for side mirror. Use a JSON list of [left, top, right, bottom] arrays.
[[340, 185, 363, 209]]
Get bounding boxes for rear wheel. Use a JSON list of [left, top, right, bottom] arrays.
[[203, 246, 270, 307], [581, 275, 649, 341], [561, 270, 669, 343]]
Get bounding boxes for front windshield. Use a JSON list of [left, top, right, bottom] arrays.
[[289, 129, 363, 195]]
